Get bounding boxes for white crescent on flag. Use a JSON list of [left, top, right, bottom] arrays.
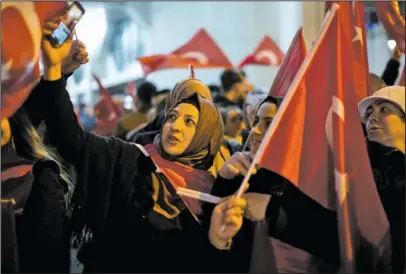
[[325, 96, 348, 204], [1, 2, 42, 81], [254, 50, 279, 65], [181, 51, 209, 65], [325, 96, 345, 150]]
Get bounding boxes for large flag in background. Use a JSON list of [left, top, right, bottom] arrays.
[[1, 2, 67, 119], [268, 27, 307, 97], [252, 3, 391, 272], [376, 1, 405, 53], [325, 1, 371, 97], [238, 35, 284, 68], [138, 29, 233, 75], [92, 74, 123, 136]]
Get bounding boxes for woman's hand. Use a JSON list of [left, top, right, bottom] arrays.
[[219, 151, 257, 179], [62, 40, 89, 75], [41, 17, 74, 80], [209, 195, 247, 250], [243, 192, 271, 222]]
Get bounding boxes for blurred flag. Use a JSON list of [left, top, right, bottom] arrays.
[[268, 27, 307, 97], [238, 35, 284, 68], [376, 1, 405, 52], [138, 28, 233, 75], [92, 74, 123, 136], [252, 3, 391, 272], [398, 66, 405, 86], [1, 2, 67, 119], [127, 82, 137, 97]]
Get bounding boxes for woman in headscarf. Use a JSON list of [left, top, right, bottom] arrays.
[[1, 108, 72, 273], [132, 78, 213, 140], [203, 95, 393, 273], [23, 19, 229, 272], [132, 78, 235, 179], [359, 86, 405, 273]]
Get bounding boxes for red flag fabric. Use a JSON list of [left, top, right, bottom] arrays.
[[398, 66, 405, 86], [1, 2, 67, 119], [326, 1, 371, 97], [138, 29, 233, 75], [268, 27, 307, 97], [238, 35, 284, 68], [92, 74, 123, 135], [127, 82, 137, 97], [376, 1, 405, 53], [254, 3, 391, 271]]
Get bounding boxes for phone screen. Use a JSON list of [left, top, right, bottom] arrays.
[[51, 2, 84, 46]]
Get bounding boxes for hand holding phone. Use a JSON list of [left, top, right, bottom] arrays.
[[48, 1, 85, 48]]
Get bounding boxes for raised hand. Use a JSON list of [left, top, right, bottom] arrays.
[[41, 16, 74, 68], [62, 39, 89, 75], [219, 151, 257, 179]]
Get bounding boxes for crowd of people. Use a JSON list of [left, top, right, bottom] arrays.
[[1, 8, 405, 274]]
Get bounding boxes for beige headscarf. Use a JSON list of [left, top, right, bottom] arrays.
[[154, 93, 224, 169], [165, 79, 213, 114]]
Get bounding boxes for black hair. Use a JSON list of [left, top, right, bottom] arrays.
[[257, 95, 280, 110], [220, 69, 243, 91], [137, 81, 157, 106]]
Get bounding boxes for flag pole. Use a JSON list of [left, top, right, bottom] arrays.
[[189, 64, 195, 79]]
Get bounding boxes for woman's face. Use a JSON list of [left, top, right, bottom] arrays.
[[224, 109, 243, 138], [365, 100, 405, 148], [249, 102, 278, 154], [161, 103, 199, 156]]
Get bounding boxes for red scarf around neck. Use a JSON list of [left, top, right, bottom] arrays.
[[144, 144, 214, 217]]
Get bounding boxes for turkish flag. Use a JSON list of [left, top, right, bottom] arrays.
[[138, 28, 233, 75], [376, 1, 405, 53], [253, 4, 391, 271], [93, 74, 123, 136], [238, 35, 284, 68], [268, 27, 307, 97], [1, 2, 67, 119]]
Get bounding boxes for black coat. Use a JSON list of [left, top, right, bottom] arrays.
[[367, 141, 405, 273], [204, 141, 403, 272], [24, 78, 223, 273], [202, 169, 341, 273], [1, 156, 70, 273]]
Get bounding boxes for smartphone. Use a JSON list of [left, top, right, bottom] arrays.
[[48, 1, 85, 48]]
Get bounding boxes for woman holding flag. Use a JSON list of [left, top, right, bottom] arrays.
[[204, 96, 342, 273], [20, 16, 246, 272], [205, 95, 378, 272], [206, 85, 404, 272]]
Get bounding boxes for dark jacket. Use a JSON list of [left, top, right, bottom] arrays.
[[133, 110, 165, 138], [1, 157, 70, 273], [204, 140, 404, 272], [367, 141, 405, 273], [202, 169, 341, 273], [23, 78, 221, 273]]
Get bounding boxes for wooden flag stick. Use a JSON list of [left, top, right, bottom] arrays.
[[189, 64, 195, 79]]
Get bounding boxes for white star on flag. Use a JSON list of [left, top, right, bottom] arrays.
[[1, 59, 13, 82], [352, 26, 363, 46]]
